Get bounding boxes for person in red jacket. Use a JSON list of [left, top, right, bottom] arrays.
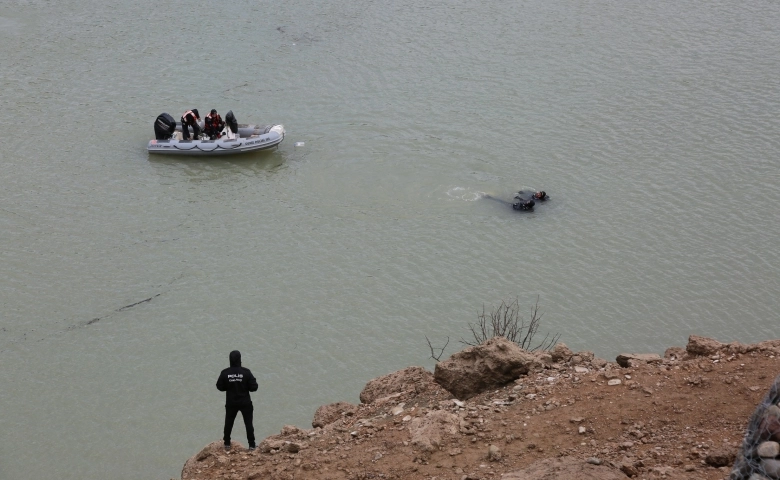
[[181, 109, 201, 140], [216, 350, 259, 451], [204, 109, 225, 139]]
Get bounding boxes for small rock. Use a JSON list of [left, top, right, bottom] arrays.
[[574, 366, 589, 374], [488, 444, 501, 461], [586, 457, 602, 465], [402, 415, 412, 422], [704, 448, 735, 467], [762, 458, 780, 477], [391, 405, 405, 415], [620, 462, 639, 477], [757, 441, 780, 458], [616, 353, 662, 367], [578, 426, 587, 434], [569, 417, 584, 424], [284, 442, 302, 453], [748, 474, 771, 480], [608, 379, 622, 386]]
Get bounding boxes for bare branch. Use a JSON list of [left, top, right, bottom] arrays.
[[425, 336, 450, 362], [460, 296, 558, 352]]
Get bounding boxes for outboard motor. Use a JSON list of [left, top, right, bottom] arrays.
[[154, 113, 176, 140], [225, 110, 238, 134]]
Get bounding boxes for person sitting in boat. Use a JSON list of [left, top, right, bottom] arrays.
[[204, 109, 225, 140], [532, 191, 549, 201], [181, 109, 201, 140]]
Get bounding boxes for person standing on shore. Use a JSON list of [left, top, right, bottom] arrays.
[[216, 350, 258, 451]]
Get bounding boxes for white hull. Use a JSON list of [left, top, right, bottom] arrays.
[[148, 124, 285, 156]]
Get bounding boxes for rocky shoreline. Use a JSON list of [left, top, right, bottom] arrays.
[[178, 336, 780, 480]]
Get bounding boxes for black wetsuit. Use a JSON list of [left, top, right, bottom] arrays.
[[483, 193, 534, 211], [512, 191, 535, 211], [216, 351, 259, 447]]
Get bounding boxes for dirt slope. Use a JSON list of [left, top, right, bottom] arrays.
[[178, 337, 780, 480]]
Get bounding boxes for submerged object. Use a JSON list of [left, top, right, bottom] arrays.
[[512, 191, 536, 211], [147, 110, 285, 156], [482, 193, 534, 211], [482, 190, 549, 212]]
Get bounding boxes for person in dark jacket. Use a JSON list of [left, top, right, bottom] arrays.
[[216, 350, 259, 451], [181, 108, 201, 140], [204, 109, 225, 139]]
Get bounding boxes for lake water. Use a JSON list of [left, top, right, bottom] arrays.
[[1, 1, 779, 478]]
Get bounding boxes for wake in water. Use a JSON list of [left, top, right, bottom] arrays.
[[444, 186, 484, 202]]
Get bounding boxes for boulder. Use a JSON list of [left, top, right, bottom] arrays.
[[686, 335, 725, 356], [434, 337, 536, 400], [616, 353, 662, 368], [550, 343, 573, 363], [359, 366, 448, 404], [501, 456, 627, 479], [312, 401, 358, 428], [408, 410, 459, 452]]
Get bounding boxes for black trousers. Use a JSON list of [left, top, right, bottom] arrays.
[[181, 117, 201, 140], [223, 403, 255, 447]]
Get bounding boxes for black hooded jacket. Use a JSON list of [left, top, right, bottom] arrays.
[[216, 351, 258, 406]]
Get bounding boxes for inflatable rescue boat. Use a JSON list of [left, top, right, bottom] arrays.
[[147, 111, 285, 156]]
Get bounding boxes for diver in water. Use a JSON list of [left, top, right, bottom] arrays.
[[532, 191, 549, 201], [512, 191, 536, 211], [482, 192, 533, 211], [513, 198, 535, 211], [482, 189, 548, 212], [517, 190, 550, 201]]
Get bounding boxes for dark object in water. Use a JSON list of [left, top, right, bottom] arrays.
[[482, 193, 534, 211], [532, 190, 549, 201], [513, 198, 535, 211], [512, 191, 537, 211], [729, 374, 780, 479], [482, 189, 549, 212]]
